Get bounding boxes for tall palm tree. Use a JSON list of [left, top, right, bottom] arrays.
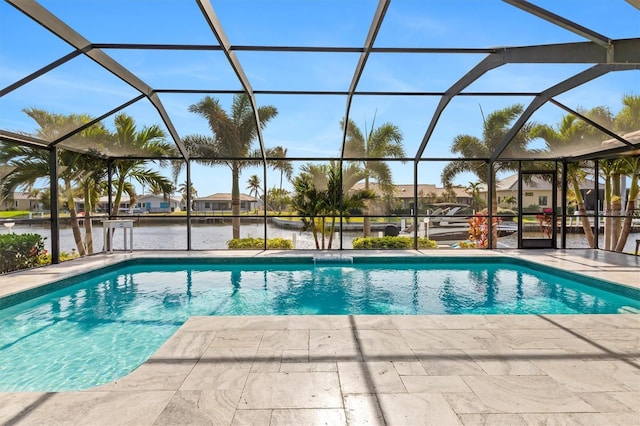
[[343, 117, 405, 237], [178, 181, 198, 209], [109, 113, 176, 217], [0, 108, 109, 256], [246, 174, 261, 201], [612, 94, 640, 252], [266, 146, 293, 191], [442, 104, 535, 248], [466, 181, 483, 211], [291, 162, 372, 249], [535, 106, 615, 248], [181, 94, 277, 239]]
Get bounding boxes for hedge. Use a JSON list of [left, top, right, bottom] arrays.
[[0, 233, 46, 274], [352, 236, 438, 249], [227, 237, 294, 250]]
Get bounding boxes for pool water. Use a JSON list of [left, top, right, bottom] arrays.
[[1, 258, 638, 391]]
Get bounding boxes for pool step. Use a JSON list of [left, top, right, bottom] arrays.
[[618, 306, 640, 314], [313, 255, 354, 265]]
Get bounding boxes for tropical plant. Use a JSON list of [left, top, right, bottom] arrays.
[[352, 236, 438, 249], [535, 106, 617, 248], [442, 104, 535, 248], [246, 174, 261, 200], [343, 116, 405, 237], [109, 113, 176, 218], [0, 108, 109, 256], [179, 94, 277, 239], [612, 94, 640, 252], [266, 187, 290, 213], [266, 146, 293, 191], [291, 162, 374, 249], [178, 181, 198, 209]]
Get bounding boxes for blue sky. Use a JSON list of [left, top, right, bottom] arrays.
[[1, 0, 639, 197]]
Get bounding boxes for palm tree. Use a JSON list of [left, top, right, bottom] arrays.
[[181, 94, 277, 239], [343, 116, 405, 237], [0, 108, 109, 256], [246, 174, 261, 212], [266, 146, 293, 191], [178, 181, 198, 209], [442, 104, 535, 248], [612, 94, 640, 252], [109, 113, 176, 218], [291, 162, 372, 249], [466, 181, 483, 211], [534, 106, 616, 248]]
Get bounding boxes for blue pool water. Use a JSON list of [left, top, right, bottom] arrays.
[[1, 257, 638, 391]]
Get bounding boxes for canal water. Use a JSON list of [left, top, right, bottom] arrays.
[[6, 222, 639, 253]]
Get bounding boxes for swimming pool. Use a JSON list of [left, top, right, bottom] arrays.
[[1, 256, 638, 391]]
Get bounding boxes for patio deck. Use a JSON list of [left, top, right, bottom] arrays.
[[0, 250, 638, 425]]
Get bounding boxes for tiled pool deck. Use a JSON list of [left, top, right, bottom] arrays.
[[0, 250, 638, 425]]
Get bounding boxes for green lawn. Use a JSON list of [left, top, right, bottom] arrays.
[[0, 211, 31, 219]]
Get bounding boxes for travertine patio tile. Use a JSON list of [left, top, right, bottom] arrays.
[[285, 315, 334, 330], [154, 390, 240, 425], [251, 348, 283, 373], [270, 408, 346, 425], [459, 413, 527, 425], [150, 330, 216, 360], [521, 412, 640, 426], [530, 359, 631, 392], [208, 329, 264, 348], [354, 329, 416, 360], [609, 391, 640, 412], [416, 349, 486, 376], [199, 346, 257, 369], [180, 364, 250, 391], [388, 315, 441, 329], [542, 314, 640, 329], [400, 329, 494, 350], [488, 329, 569, 349], [259, 329, 309, 350], [0, 392, 51, 424], [351, 315, 399, 329], [464, 348, 546, 376], [309, 329, 362, 361], [343, 394, 385, 426], [579, 360, 640, 391], [280, 361, 337, 373], [377, 393, 462, 425], [282, 348, 309, 363], [94, 360, 196, 391], [401, 375, 471, 393], [338, 361, 406, 394], [576, 392, 635, 413], [10, 391, 174, 426], [231, 409, 271, 426], [442, 392, 492, 414], [239, 372, 342, 409], [393, 360, 428, 376], [575, 328, 640, 343], [462, 375, 596, 413]]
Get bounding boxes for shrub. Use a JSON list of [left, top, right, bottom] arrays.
[[0, 233, 46, 274], [227, 237, 293, 250], [352, 236, 438, 249]]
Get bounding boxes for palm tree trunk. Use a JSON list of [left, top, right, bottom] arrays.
[[612, 174, 622, 245], [614, 159, 639, 252], [311, 220, 320, 249], [491, 184, 498, 249], [604, 174, 612, 250], [83, 183, 94, 254], [363, 177, 371, 238], [572, 179, 595, 248], [64, 181, 86, 256], [328, 217, 336, 249], [231, 161, 240, 239]]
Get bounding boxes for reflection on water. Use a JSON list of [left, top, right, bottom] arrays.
[[7, 222, 640, 253]]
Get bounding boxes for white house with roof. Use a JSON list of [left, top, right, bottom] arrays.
[[0, 191, 43, 211], [193, 193, 259, 212], [95, 194, 182, 214]]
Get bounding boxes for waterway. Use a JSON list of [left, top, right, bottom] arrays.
[[5, 222, 639, 254]]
